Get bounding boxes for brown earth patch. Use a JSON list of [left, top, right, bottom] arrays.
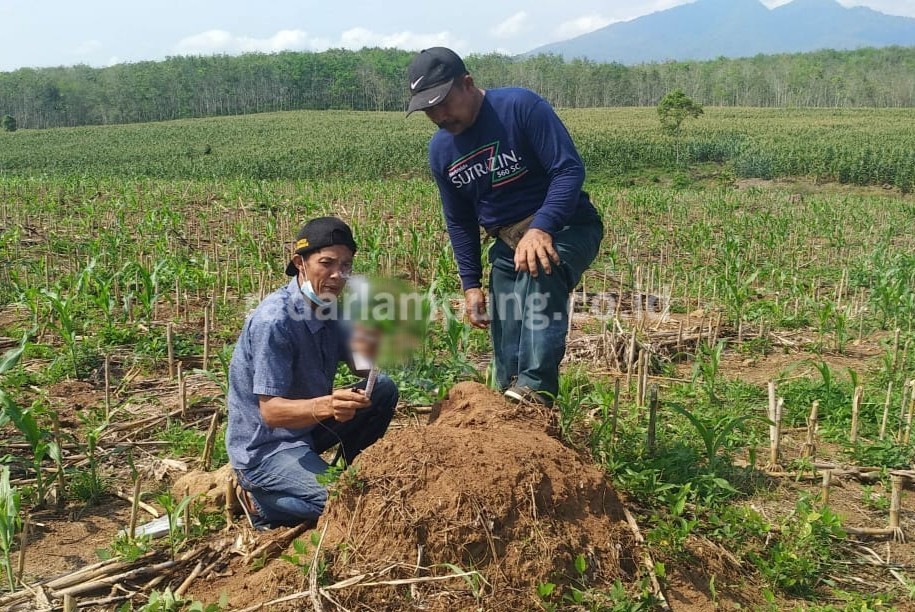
[[316, 381, 638, 611], [21, 498, 132, 582], [191, 382, 640, 611]]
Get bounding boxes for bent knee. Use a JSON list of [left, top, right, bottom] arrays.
[[373, 375, 399, 410]]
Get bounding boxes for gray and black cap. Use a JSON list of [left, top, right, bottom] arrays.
[[406, 47, 467, 116], [285, 216, 357, 276]]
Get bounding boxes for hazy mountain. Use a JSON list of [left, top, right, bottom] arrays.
[[525, 0, 915, 64]]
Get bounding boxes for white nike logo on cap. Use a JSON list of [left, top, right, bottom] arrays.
[[427, 95, 441, 105], [410, 76, 424, 90]]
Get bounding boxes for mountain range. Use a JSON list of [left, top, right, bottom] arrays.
[[525, 0, 915, 64]]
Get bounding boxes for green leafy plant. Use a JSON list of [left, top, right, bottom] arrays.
[[155, 492, 197, 559], [316, 464, 362, 500], [0, 466, 22, 592], [121, 587, 228, 612], [97, 532, 152, 563], [668, 402, 767, 468], [70, 411, 111, 504], [691, 340, 727, 404], [280, 531, 328, 584], [40, 287, 83, 379], [751, 496, 845, 596]]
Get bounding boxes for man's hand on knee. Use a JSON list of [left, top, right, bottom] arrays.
[[514, 229, 560, 277]]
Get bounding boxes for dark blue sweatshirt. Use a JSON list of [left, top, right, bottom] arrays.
[[429, 87, 599, 290]]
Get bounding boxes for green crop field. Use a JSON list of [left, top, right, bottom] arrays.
[[1, 107, 915, 609], [2, 107, 914, 189]]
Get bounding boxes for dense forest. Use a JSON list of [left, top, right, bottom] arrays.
[[1, 45, 913, 130]]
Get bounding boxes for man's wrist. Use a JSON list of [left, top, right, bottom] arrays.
[[310, 396, 330, 421]]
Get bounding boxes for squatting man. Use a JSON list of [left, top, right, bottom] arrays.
[[226, 217, 397, 529]]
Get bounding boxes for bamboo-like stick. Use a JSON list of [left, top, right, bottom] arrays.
[[822, 469, 832, 506], [183, 486, 191, 539], [646, 384, 658, 456], [880, 382, 894, 441], [53, 554, 196, 597], [309, 524, 329, 612], [16, 514, 29, 584], [803, 400, 819, 459], [44, 558, 128, 590], [889, 475, 904, 531], [625, 332, 637, 389], [622, 507, 671, 610], [202, 307, 210, 371], [222, 261, 229, 302], [891, 328, 901, 373], [175, 560, 204, 598], [128, 477, 142, 540], [843, 526, 901, 538], [897, 381, 911, 442], [201, 410, 220, 471], [178, 362, 187, 418], [850, 386, 863, 444], [183, 290, 189, 324], [104, 354, 111, 419], [636, 349, 645, 407], [610, 378, 620, 444], [53, 414, 66, 508], [768, 381, 778, 466], [175, 276, 181, 319], [63, 594, 77, 612], [225, 475, 235, 529], [167, 322, 176, 379], [905, 385, 915, 445]]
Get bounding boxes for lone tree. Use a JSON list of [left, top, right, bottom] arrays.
[[1, 115, 16, 132], [657, 89, 703, 136]]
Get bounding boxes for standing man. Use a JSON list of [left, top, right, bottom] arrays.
[[226, 217, 397, 529], [407, 47, 603, 406]]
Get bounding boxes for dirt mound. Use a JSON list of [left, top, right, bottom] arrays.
[[311, 381, 638, 611]]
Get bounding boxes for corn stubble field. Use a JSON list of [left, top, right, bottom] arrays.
[[0, 107, 914, 610]]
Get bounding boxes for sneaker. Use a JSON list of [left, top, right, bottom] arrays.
[[504, 385, 551, 407]]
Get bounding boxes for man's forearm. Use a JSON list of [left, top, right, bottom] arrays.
[[259, 395, 331, 429]]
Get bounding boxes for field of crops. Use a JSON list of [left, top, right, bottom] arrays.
[[2, 107, 914, 190], [1, 108, 915, 610]]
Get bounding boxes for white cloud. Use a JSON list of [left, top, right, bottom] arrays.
[[173, 29, 313, 55], [491, 12, 530, 39], [173, 27, 465, 57], [555, 14, 613, 40], [339, 27, 462, 51]]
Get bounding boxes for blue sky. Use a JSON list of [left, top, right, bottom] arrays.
[[1, 0, 913, 71]]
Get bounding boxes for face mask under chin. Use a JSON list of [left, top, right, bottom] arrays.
[[300, 278, 335, 307]]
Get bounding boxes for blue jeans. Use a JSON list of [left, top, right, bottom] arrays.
[[235, 375, 397, 528], [489, 220, 603, 400]]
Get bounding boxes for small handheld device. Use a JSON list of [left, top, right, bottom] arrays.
[[364, 366, 379, 399]]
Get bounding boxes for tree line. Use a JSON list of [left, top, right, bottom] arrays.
[[1, 45, 913, 130]]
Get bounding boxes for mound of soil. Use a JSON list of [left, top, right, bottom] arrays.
[[314, 382, 638, 611]]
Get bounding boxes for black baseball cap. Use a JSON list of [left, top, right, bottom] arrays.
[[406, 47, 468, 116], [285, 217, 357, 276]]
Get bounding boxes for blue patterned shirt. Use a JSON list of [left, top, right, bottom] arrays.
[[226, 278, 347, 469]]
